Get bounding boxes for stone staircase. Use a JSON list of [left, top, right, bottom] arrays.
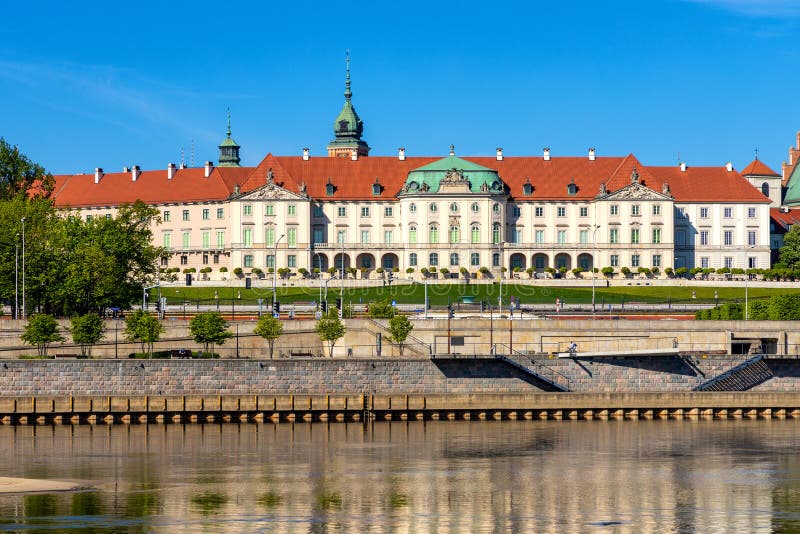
[[495, 353, 570, 392], [694, 356, 774, 392]]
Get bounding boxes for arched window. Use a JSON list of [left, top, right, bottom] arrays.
[[429, 203, 438, 213], [409, 203, 417, 213], [450, 202, 459, 213], [471, 202, 480, 213], [471, 226, 480, 244], [470, 252, 480, 266], [409, 253, 418, 266], [492, 203, 501, 215], [429, 225, 439, 244], [762, 182, 770, 197], [450, 253, 459, 266], [449, 225, 460, 244], [492, 224, 502, 244], [409, 225, 417, 244], [429, 253, 439, 266]]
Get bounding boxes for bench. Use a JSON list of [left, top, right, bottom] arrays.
[[170, 349, 192, 359]]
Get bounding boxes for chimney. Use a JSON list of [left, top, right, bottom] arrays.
[[680, 162, 687, 172], [398, 147, 406, 161], [302, 147, 310, 161], [94, 167, 103, 184], [496, 148, 504, 161], [449, 144, 455, 156], [588, 148, 596, 161], [167, 163, 176, 180], [179, 162, 187, 170], [543, 148, 551, 161], [204, 161, 214, 178], [131, 165, 141, 182], [123, 166, 130, 173], [726, 162, 733, 172], [351, 149, 358, 161]]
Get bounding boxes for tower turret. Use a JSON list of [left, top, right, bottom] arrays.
[[218, 109, 241, 167], [327, 52, 370, 158]]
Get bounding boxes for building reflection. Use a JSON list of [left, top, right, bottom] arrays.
[[0, 420, 796, 531]]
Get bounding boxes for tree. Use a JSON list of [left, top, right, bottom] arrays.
[[316, 310, 346, 358], [21, 314, 64, 357], [387, 315, 414, 356], [254, 315, 283, 359], [367, 300, 394, 319], [779, 225, 800, 270], [189, 312, 233, 355], [70, 313, 105, 357], [0, 138, 54, 200], [124, 310, 164, 357]]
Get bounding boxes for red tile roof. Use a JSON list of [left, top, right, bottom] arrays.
[[741, 159, 780, 177], [770, 207, 800, 232], [51, 153, 771, 207]]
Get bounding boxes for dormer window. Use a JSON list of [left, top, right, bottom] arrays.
[[372, 178, 382, 196], [522, 178, 533, 196], [567, 178, 577, 196], [326, 178, 335, 197]]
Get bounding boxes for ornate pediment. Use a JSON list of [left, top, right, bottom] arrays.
[[238, 183, 307, 201], [598, 181, 673, 201]]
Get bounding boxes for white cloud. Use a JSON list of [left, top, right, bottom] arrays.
[[686, 0, 800, 17]]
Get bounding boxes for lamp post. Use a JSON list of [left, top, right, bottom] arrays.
[[21, 217, 25, 319], [591, 224, 601, 317], [14, 236, 19, 321], [744, 244, 755, 320], [273, 234, 285, 312], [497, 242, 504, 316]]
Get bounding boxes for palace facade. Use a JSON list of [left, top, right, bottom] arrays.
[[50, 65, 774, 280]]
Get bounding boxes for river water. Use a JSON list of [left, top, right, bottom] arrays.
[[0, 420, 798, 532]]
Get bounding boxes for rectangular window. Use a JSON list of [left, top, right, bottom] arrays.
[[677, 207, 686, 218], [700, 230, 709, 246], [266, 255, 275, 269], [216, 208, 224, 219], [384, 206, 393, 217], [557, 206, 566, 217], [361, 230, 370, 244], [557, 230, 567, 244], [700, 207, 709, 219], [265, 205, 275, 216], [313, 226, 324, 244], [243, 228, 253, 247], [213, 254, 219, 264], [338, 207, 346, 217], [244, 255, 253, 268], [610, 254, 619, 267], [384, 230, 393, 244], [749, 257, 757, 269], [410, 227, 418, 244], [513, 229, 523, 243], [610, 205, 619, 216], [579, 207, 588, 217], [180, 255, 188, 265], [492, 253, 500, 267], [430, 253, 439, 267], [163, 210, 171, 222], [724, 230, 733, 246], [202, 231, 210, 249], [748, 207, 756, 218], [677, 230, 686, 246], [202, 208, 209, 220], [631, 228, 639, 244], [243, 205, 252, 216], [337, 230, 346, 244], [182, 209, 190, 221], [579, 230, 589, 244], [631, 205, 640, 216], [287, 205, 296, 216], [430, 226, 439, 244], [409, 253, 417, 267], [361, 206, 370, 217], [535, 207, 544, 217], [216, 231, 224, 248], [313, 204, 323, 217], [470, 253, 479, 266], [631, 254, 640, 267], [748, 230, 756, 246], [652, 204, 661, 216], [287, 227, 297, 247], [724, 256, 733, 269], [471, 227, 480, 244], [609, 228, 619, 244], [652, 227, 661, 244], [265, 227, 275, 247], [701, 257, 709, 269], [512, 206, 521, 217], [287, 255, 296, 268], [724, 207, 732, 218], [163, 233, 172, 249], [652, 254, 661, 267], [203, 254, 209, 265], [535, 230, 544, 244], [182, 231, 190, 250]]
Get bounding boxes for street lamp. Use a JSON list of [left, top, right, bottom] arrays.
[[273, 234, 285, 312], [591, 224, 601, 317], [14, 235, 19, 321], [744, 244, 755, 320], [496, 241, 504, 316], [21, 217, 25, 319]]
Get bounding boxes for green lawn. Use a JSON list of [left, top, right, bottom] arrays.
[[149, 282, 800, 307]]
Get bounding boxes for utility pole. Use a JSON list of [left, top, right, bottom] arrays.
[[21, 217, 25, 319]]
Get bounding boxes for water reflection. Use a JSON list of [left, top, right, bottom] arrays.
[[0, 420, 797, 531]]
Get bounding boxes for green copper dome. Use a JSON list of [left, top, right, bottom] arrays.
[[327, 53, 370, 156], [218, 109, 241, 167], [400, 153, 505, 194], [784, 163, 800, 206]]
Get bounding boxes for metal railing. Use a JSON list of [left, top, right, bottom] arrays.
[[495, 346, 571, 391]]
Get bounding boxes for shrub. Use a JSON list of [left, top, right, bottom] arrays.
[[406, 267, 415, 274], [601, 267, 614, 276], [233, 267, 243, 276], [664, 267, 674, 276], [219, 266, 228, 273], [526, 267, 535, 278], [251, 267, 263, 275], [376, 267, 384, 274], [637, 267, 650, 275], [651, 267, 660, 275], [479, 266, 490, 274], [200, 267, 212, 274], [460, 266, 468, 275], [768, 294, 800, 320], [620, 266, 631, 276], [748, 300, 769, 320], [571, 268, 583, 276], [439, 268, 449, 275], [675, 267, 688, 277]]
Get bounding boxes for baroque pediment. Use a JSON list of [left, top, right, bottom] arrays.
[[598, 182, 672, 201], [238, 183, 307, 201]]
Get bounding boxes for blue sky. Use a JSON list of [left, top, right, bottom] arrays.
[[1, 0, 799, 174]]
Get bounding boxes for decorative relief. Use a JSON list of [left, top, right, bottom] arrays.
[[604, 182, 668, 201]]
